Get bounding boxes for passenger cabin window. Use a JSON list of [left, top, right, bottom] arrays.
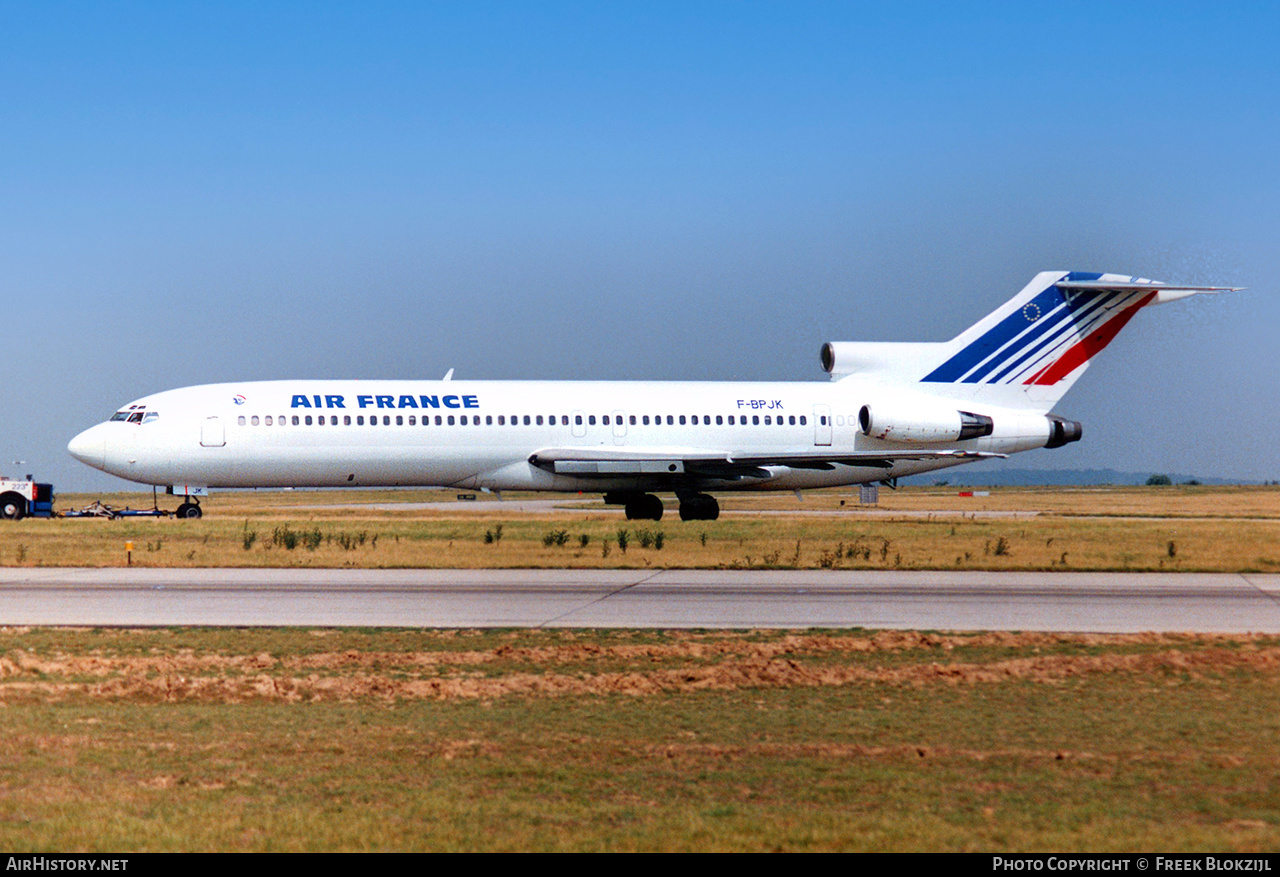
[[602, 415, 609, 426], [292, 415, 300, 425], [265, 416, 273, 426], [575, 415, 582, 425], [800, 415, 807, 425]]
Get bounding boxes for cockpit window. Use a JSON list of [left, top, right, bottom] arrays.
[[111, 404, 152, 422], [142, 412, 159, 424]]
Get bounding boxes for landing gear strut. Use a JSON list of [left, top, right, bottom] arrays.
[[678, 493, 719, 521]]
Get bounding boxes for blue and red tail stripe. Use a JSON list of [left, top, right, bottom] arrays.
[[1023, 292, 1155, 386], [921, 273, 1149, 387]]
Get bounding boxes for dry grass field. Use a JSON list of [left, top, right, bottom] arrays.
[[0, 484, 1276, 572], [2, 626, 1279, 852], [3, 487, 1278, 851]]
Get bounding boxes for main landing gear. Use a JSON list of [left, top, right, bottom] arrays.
[[603, 491, 720, 522], [605, 491, 665, 521], [677, 492, 719, 522]]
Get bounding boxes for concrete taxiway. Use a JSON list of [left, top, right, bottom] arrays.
[[1, 568, 1278, 632]]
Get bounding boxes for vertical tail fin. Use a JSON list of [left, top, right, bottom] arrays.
[[825, 272, 1239, 412]]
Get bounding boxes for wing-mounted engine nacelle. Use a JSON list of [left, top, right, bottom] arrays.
[[858, 403, 994, 443], [1045, 415, 1083, 449]]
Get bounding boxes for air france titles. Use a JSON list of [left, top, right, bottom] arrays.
[[289, 394, 479, 410]]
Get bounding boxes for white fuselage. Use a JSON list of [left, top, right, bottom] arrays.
[[67, 378, 1052, 492]]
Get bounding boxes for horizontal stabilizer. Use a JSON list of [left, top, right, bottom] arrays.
[[1055, 279, 1244, 307], [1054, 280, 1243, 293]]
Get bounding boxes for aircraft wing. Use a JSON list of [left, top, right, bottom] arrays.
[[527, 446, 1005, 481]]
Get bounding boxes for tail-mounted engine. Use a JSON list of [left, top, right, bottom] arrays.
[[1045, 415, 1083, 448], [858, 403, 994, 443]]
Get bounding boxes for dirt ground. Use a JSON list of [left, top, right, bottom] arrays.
[[3, 629, 1275, 704]]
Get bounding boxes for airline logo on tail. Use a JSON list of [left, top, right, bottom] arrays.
[[922, 272, 1155, 387]]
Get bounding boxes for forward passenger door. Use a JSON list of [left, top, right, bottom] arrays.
[[200, 416, 226, 448]]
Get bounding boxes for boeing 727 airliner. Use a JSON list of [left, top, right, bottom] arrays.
[[62, 272, 1236, 521]]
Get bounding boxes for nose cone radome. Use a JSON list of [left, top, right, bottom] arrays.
[[67, 425, 107, 471]]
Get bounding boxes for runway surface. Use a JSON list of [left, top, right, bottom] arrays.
[[1, 568, 1279, 632]]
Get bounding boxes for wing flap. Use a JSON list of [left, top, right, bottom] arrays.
[[528, 447, 1004, 480]]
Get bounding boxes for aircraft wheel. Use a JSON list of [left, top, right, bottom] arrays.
[[678, 494, 718, 521], [625, 494, 664, 521], [175, 502, 203, 519], [642, 494, 664, 521], [0, 493, 26, 520]]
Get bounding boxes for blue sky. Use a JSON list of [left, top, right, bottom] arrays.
[[3, 2, 1277, 489]]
